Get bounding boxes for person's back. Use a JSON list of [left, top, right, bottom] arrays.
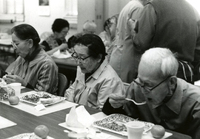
[[149, 0, 197, 62], [133, 0, 199, 83], [109, 0, 146, 83]]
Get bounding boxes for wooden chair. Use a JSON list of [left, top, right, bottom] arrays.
[[57, 73, 68, 96]]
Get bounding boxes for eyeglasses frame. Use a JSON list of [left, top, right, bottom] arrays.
[[71, 52, 91, 63], [133, 76, 171, 92]]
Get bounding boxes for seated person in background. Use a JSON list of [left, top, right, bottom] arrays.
[[40, 18, 69, 55], [64, 34, 125, 110], [102, 48, 200, 139], [3, 24, 58, 95], [99, 14, 118, 61], [82, 20, 97, 34]]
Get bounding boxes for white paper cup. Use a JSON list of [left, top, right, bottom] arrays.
[[9, 83, 21, 97], [126, 121, 145, 139]]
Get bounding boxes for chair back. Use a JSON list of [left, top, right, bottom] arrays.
[[58, 73, 68, 96]]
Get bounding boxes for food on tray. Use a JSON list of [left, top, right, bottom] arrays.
[[0, 86, 15, 100], [22, 94, 40, 103], [40, 98, 54, 104], [6, 133, 41, 139], [93, 114, 154, 136], [20, 91, 65, 106], [8, 96, 20, 105], [22, 92, 52, 103], [94, 114, 134, 132]]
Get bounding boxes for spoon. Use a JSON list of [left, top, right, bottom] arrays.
[[125, 98, 146, 105]]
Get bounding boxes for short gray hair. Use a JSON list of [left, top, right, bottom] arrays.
[[140, 48, 179, 78]]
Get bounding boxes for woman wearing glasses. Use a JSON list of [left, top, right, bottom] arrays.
[[3, 24, 58, 95], [64, 34, 125, 110]]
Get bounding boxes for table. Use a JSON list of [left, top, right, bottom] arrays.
[[0, 88, 192, 139]]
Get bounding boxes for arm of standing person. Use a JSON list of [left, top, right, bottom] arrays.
[[133, 4, 156, 52]]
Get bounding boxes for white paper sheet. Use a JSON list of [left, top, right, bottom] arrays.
[[0, 116, 17, 129]]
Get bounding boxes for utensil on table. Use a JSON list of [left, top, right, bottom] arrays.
[[125, 98, 146, 105]]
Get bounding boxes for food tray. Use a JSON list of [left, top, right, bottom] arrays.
[[93, 114, 154, 136], [6, 133, 41, 139], [20, 91, 65, 107]]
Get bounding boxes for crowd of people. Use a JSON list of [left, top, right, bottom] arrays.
[[1, 0, 200, 138]]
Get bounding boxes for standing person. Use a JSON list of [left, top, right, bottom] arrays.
[[133, 0, 200, 84], [64, 34, 125, 110], [103, 48, 200, 139], [82, 20, 97, 34], [109, 0, 149, 83], [3, 24, 58, 95], [40, 18, 70, 55], [99, 14, 119, 62]]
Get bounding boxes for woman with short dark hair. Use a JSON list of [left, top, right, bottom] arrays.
[[64, 34, 125, 110], [3, 24, 58, 95], [41, 18, 70, 55]]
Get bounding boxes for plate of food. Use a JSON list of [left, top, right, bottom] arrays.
[[6, 133, 53, 139], [7, 133, 41, 139], [93, 114, 154, 136], [20, 91, 65, 106]]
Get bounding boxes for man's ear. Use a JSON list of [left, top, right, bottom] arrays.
[[168, 76, 177, 90]]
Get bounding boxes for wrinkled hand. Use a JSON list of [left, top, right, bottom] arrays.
[[3, 74, 26, 86], [109, 94, 126, 108]]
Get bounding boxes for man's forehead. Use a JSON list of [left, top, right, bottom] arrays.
[[138, 62, 161, 80]]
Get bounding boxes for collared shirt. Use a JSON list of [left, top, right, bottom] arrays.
[[6, 48, 58, 95], [103, 78, 200, 139], [65, 58, 125, 110]]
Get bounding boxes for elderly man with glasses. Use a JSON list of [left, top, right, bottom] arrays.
[[64, 34, 125, 110], [102, 48, 200, 139]]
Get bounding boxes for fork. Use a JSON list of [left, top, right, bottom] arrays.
[[125, 98, 146, 105]]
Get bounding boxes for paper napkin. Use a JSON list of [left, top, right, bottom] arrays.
[[65, 106, 95, 128]]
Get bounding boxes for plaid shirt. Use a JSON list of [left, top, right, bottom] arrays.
[[6, 49, 58, 94]]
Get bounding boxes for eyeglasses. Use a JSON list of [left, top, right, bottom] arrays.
[[11, 39, 28, 49], [133, 76, 171, 92], [71, 52, 91, 63]]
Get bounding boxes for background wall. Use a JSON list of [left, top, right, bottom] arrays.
[[0, 0, 130, 38]]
